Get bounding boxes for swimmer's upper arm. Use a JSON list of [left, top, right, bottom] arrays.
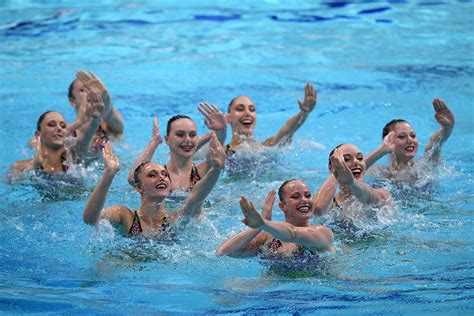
[[101, 205, 127, 225], [373, 188, 392, 204], [10, 159, 35, 173], [292, 225, 334, 251]]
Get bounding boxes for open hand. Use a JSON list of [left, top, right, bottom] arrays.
[[262, 189, 275, 221], [87, 92, 105, 118], [76, 70, 111, 114], [208, 132, 226, 170], [297, 83, 317, 113], [240, 196, 265, 229], [151, 117, 163, 144], [198, 102, 226, 131], [381, 131, 395, 154], [433, 98, 455, 129], [330, 148, 354, 186], [102, 143, 120, 174]]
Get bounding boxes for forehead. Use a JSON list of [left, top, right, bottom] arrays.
[[231, 96, 254, 109], [339, 144, 361, 155], [169, 118, 197, 131], [393, 122, 414, 133], [141, 163, 166, 174], [284, 180, 310, 193], [43, 112, 65, 123]]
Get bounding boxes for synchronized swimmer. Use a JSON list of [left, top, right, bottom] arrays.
[[7, 70, 457, 261]]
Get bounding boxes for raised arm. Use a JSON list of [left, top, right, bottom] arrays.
[[330, 149, 390, 204], [240, 196, 334, 252], [127, 117, 162, 185], [70, 92, 103, 160], [216, 190, 275, 257], [365, 131, 395, 170], [313, 175, 337, 217], [76, 70, 124, 137], [262, 83, 317, 146], [196, 103, 227, 166], [424, 98, 455, 163], [83, 143, 123, 225], [178, 133, 226, 218]]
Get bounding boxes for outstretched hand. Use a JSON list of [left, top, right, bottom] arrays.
[[433, 98, 455, 129], [31, 136, 46, 169], [76, 70, 111, 113], [297, 83, 317, 113], [198, 102, 226, 131], [381, 131, 395, 154], [87, 92, 105, 118], [262, 189, 276, 221], [208, 132, 226, 170], [330, 148, 354, 186], [240, 196, 265, 229], [151, 117, 163, 144], [102, 143, 120, 174]]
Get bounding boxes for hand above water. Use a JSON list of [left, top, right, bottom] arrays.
[[102, 143, 120, 174], [433, 98, 455, 129], [150, 116, 163, 144], [240, 196, 265, 229], [297, 83, 317, 113], [198, 102, 226, 131], [262, 189, 276, 221], [208, 132, 226, 170], [330, 148, 355, 186]]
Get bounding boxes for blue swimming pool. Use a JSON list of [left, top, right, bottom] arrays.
[[1, 1, 473, 313]]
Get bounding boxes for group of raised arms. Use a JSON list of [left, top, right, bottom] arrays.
[[9, 70, 455, 260]]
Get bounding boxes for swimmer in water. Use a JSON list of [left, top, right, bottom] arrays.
[[225, 83, 317, 155], [128, 103, 226, 192], [9, 92, 106, 177], [216, 180, 334, 258], [313, 144, 392, 228], [83, 133, 226, 238], [365, 98, 455, 181], [28, 71, 124, 152]]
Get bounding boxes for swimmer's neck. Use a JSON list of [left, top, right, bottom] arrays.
[[138, 198, 167, 228], [390, 156, 415, 170], [229, 132, 256, 148], [285, 216, 310, 228], [167, 153, 193, 172], [40, 146, 66, 172]]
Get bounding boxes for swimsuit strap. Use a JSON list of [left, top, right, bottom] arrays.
[[128, 211, 143, 237], [269, 238, 282, 254], [332, 196, 342, 210], [225, 144, 236, 156], [188, 163, 201, 190], [161, 216, 170, 231]]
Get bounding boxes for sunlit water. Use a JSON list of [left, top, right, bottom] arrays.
[[1, 1, 473, 314]]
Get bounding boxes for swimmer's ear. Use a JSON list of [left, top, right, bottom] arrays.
[[69, 96, 77, 108], [165, 135, 169, 145], [35, 131, 40, 138], [278, 201, 287, 213], [134, 183, 143, 194]]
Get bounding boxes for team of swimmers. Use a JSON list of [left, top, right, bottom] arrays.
[[9, 71, 456, 260]]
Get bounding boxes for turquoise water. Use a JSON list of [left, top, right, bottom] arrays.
[[1, 1, 473, 314]]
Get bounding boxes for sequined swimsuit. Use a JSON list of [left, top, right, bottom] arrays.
[[164, 163, 201, 191], [128, 211, 170, 237]]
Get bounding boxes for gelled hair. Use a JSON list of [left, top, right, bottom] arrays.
[[278, 179, 298, 202], [382, 119, 408, 139], [328, 143, 345, 168], [166, 115, 193, 136], [36, 111, 54, 132], [133, 161, 151, 186], [68, 79, 77, 101]]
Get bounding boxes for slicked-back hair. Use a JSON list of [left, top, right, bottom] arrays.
[[278, 179, 298, 202], [36, 111, 54, 132], [68, 79, 77, 101], [382, 119, 408, 139], [166, 115, 193, 136], [133, 161, 151, 186], [328, 143, 345, 168]]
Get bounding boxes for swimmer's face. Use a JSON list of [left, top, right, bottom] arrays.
[[336, 144, 366, 180], [136, 163, 171, 198], [69, 80, 87, 108], [391, 122, 419, 162], [279, 180, 314, 222], [37, 112, 67, 149], [226, 96, 256, 137], [165, 118, 198, 158]]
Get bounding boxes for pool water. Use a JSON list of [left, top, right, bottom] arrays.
[[1, 1, 473, 314]]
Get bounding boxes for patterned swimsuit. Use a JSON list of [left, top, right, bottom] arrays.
[[128, 211, 170, 237], [164, 163, 201, 191]]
